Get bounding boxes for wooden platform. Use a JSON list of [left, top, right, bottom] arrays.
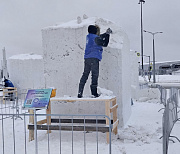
[[1, 87, 17, 104], [28, 96, 119, 143]]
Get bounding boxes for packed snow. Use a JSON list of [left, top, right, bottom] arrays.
[[1, 98, 180, 154], [1, 75, 180, 154]]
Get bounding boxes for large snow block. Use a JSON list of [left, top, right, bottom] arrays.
[[8, 54, 45, 95], [130, 51, 140, 100], [42, 17, 131, 126]]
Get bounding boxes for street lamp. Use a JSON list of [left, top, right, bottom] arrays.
[[144, 30, 163, 83], [138, 0, 145, 71]]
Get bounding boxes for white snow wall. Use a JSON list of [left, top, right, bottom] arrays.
[[42, 17, 131, 126], [130, 51, 140, 100], [8, 54, 45, 96]]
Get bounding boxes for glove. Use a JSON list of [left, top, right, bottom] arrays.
[[106, 28, 112, 34]]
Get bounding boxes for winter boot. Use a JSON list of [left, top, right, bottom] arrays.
[[90, 85, 100, 98], [78, 84, 84, 98]]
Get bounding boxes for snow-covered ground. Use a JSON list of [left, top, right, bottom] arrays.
[[0, 99, 179, 154], [117, 100, 180, 154], [0, 75, 180, 154]]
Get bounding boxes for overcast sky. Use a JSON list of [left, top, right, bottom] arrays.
[[0, 0, 180, 64]]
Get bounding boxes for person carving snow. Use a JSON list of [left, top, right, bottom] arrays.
[[78, 25, 112, 98]]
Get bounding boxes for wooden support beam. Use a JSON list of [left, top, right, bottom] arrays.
[[29, 109, 34, 141], [51, 118, 113, 124], [112, 99, 118, 135], [37, 119, 47, 125], [28, 124, 109, 132], [112, 119, 119, 133], [109, 97, 116, 102], [105, 100, 111, 143], [46, 101, 51, 133], [3, 90, 17, 93], [110, 104, 118, 113]]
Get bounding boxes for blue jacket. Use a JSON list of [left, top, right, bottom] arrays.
[[84, 33, 103, 60], [84, 33, 110, 61], [4, 79, 14, 87]]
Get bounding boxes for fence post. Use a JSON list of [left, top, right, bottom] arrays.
[[34, 110, 38, 154]]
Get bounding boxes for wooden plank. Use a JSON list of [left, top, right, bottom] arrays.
[[28, 124, 109, 132], [3, 90, 17, 93], [37, 119, 47, 125], [105, 100, 111, 144], [65, 100, 76, 102], [112, 99, 118, 134], [112, 119, 119, 133], [109, 97, 116, 102], [3, 87, 17, 90], [110, 104, 118, 113], [51, 118, 113, 124], [3, 90, 5, 104], [29, 109, 34, 141], [46, 101, 51, 133], [50, 97, 116, 102]]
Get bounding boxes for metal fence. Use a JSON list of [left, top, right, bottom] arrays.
[[0, 113, 112, 154], [139, 69, 173, 76], [0, 89, 29, 120], [161, 88, 180, 154], [139, 83, 149, 89], [0, 96, 20, 119], [157, 85, 167, 113]]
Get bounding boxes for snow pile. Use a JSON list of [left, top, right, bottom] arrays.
[[97, 87, 114, 96], [117, 101, 163, 147], [118, 125, 160, 145]]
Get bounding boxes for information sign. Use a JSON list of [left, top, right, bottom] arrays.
[[24, 89, 52, 109]]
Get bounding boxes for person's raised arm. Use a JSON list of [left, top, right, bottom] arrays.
[[95, 28, 112, 47]]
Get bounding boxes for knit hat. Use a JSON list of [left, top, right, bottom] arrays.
[[88, 25, 97, 34]]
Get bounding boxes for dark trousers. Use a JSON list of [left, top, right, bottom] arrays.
[[78, 58, 99, 95]]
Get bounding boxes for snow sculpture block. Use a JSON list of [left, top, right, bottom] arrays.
[[8, 54, 45, 94], [130, 51, 140, 100], [42, 17, 131, 126]]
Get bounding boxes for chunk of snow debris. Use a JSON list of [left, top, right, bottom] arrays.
[[97, 87, 114, 96], [77, 16, 82, 24], [83, 14, 88, 19]]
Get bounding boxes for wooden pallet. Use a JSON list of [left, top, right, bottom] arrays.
[[28, 96, 119, 143]]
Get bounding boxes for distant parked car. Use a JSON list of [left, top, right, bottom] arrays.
[[159, 65, 172, 75], [171, 63, 180, 71]]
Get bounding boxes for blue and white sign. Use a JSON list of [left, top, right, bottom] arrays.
[[24, 89, 52, 109]]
